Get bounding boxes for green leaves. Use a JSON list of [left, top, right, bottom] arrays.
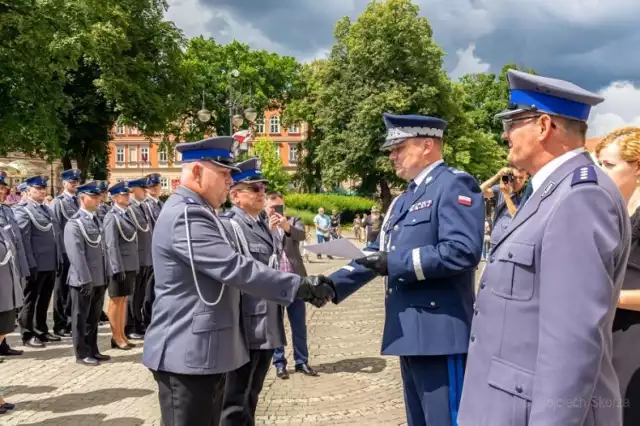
[[251, 138, 291, 194]]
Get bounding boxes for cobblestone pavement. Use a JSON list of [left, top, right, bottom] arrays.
[[0, 247, 409, 425]]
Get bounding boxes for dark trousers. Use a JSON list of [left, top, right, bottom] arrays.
[[153, 369, 225, 426], [142, 270, 155, 327], [19, 270, 56, 340], [70, 285, 106, 359], [126, 265, 152, 335], [399, 354, 465, 426], [53, 254, 71, 333], [221, 349, 274, 426], [273, 299, 308, 368]]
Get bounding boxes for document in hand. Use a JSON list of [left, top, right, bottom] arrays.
[[304, 238, 368, 259]]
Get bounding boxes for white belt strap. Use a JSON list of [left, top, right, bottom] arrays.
[[379, 194, 401, 252], [115, 215, 137, 242], [24, 207, 53, 233], [76, 218, 102, 248], [229, 219, 279, 269]]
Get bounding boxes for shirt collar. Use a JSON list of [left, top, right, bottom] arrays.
[[80, 208, 94, 219], [147, 195, 159, 204], [63, 191, 76, 198], [114, 204, 128, 213], [130, 198, 141, 206], [413, 159, 444, 189], [531, 147, 585, 194]]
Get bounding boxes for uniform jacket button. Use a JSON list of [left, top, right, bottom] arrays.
[[515, 385, 523, 393], [479, 282, 486, 290], [489, 255, 495, 263], [429, 301, 436, 307], [281, 290, 287, 297], [470, 335, 476, 342], [394, 225, 399, 231], [391, 246, 396, 251], [508, 252, 513, 259], [387, 288, 393, 295], [398, 278, 405, 282]]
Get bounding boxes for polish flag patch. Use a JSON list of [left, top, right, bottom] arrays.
[[458, 195, 472, 206]]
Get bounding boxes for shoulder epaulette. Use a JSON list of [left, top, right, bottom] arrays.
[[448, 167, 467, 175], [56, 195, 64, 199], [180, 196, 199, 205], [219, 211, 235, 219], [571, 165, 598, 187]]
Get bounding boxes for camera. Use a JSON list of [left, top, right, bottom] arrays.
[[502, 173, 514, 184]]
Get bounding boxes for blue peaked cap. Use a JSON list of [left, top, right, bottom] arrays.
[[232, 157, 268, 185], [17, 183, 27, 192], [382, 113, 447, 150], [496, 70, 604, 122], [128, 177, 147, 189], [146, 173, 161, 186], [76, 181, 102, 195], [176, 136, 241, 172], [26, 175, 48, 187], [61, 168, 81, 181], [0, 171, 6, 186], [108, 181, 130, 195], [98, 181, 109, 192]]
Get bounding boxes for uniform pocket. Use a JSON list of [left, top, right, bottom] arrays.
[[405, 209, 432, 226], [491, 242, 535, 301], [484, 357, 534, 426], [185, 311, 232, 369]]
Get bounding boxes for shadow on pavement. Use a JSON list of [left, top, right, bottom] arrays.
[[16, 388, 153, 413], [314, 356, 387, 374], [19, 413, 144, 425], [0, 385, 57, 395]]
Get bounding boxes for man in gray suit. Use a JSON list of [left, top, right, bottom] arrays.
[[124, 177, 153, 340], [64, 181, 110, 366], [266, 191, 317, 379], [219, 158, 290, 425], [51, 168, 82, 338], [458, 70, 632, 426], [142, 137, 336, 426], [14, 175, 63, 348]]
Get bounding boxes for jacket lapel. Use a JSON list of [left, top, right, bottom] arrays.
[[232, 206, 274, 249], [492, 153, 594, 251], [391, 162, 447, 227]]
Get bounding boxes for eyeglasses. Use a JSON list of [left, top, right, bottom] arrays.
[[501, 115, 540, 133], [239, 183, 267, 193]]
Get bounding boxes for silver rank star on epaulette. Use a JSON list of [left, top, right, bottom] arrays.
[[448, 167, 466, 175]]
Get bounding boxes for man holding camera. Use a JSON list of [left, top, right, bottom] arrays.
[[480, 167, 529, 246]]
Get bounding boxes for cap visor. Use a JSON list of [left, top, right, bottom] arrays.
[[380, 138, 408, 151], [494, 108, 530, 121], [210, 160, 241, 173]]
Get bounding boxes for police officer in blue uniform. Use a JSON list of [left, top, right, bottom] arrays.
[[96, 181, 111, 224], [328, 114, 485, 426], [51, 168, 82, 338], [142, 137, 336, 426], [458, 71, 631, 426]]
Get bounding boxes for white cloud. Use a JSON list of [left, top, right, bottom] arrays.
[[165, 0, 214, 39], [588, 81, 640, 137], [448, 44, 490, 81]]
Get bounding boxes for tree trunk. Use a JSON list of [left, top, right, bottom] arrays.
[[62, 155, 72, 171], [380, 179, 392, 212], [75, 154, 90, 181]]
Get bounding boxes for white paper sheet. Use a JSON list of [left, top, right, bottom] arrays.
[[303, 238, 368, 259]]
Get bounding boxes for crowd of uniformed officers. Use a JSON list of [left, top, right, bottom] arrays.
[[0, 170, 164, 366]]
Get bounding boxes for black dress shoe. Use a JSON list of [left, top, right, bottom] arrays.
[[0, 406, 6, 414], [2, 402, 15, 410], [40, 332, 61, 342], [24, 337, 45, 348], [126, 332, 144, 340], [110, 339, 132, 351], [0, 347, 23, 356], [54, 330, 72, 338], [276, 367, 290, 379], [76, 357, 100, 366], [93, 353, 111, 362], [295, 363, 318, 376]]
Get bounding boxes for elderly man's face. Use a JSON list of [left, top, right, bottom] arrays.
[[194, 161, 234, 208], [388, 138, 433, 181], [231, 182, 266, 214]]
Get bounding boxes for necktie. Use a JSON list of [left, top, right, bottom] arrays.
[[520, 180, 534, 206], [92, 215, 101, 229], [40, 204, 50, 218], [73, 196, 79, 208], [395, 180, 417, 215]]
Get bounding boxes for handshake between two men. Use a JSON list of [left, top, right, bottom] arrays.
[[294, 251, 388, 308]]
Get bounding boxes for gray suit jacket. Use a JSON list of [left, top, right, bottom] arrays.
[[64, 211, 107, 287], [0, 203, 30, 278], [14, 199, 62, 272], [144, 196, 163, 226], [0, 228, 23, 312], [141, 186, 301, 376], [129, 199, 153, 267], [103, 206, 139, 274], [50, 193, 79, 255], [278, 216, 307, 277], [458, 153, 631, 426], [220, 206, 286, 350]]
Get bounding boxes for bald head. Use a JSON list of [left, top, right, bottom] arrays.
[[180, 161, 233, 208]]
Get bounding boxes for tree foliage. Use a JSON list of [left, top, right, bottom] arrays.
[[251, 138, 291, 194]]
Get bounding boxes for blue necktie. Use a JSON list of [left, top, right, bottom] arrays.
[[395, 180, 417, 216], [520, 181, 533, 206]]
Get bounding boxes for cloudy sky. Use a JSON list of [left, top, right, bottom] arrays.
[[166, 0, 640, 137]]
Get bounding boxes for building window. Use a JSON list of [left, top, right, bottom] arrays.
[[129, 146, 138, 164], [273, 143, 280, 158], [173, 148, 182, 164], [254, 117, 265, 134], [140, 146, 149, 164], [130, 127, 140, 135], [160, 177, 169, 190], [289, 143, 298, 164], [269, 115, 280, 134], [288, 123, 300, 134], [116, 146, 125, 164], [116, 125, 125, 135], [158, 149, 168, 163]]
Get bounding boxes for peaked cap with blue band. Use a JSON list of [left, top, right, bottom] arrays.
[[0, 170, 6, 186], [175, 136, 241, 172], [496, 70, 604, 122], [232, 157, 268, 185], [145, 173, 161, 186], [26, 175, 48, 187], [108, 181, 130, 195], [382, 113, 448, 150], [98, 181, 109, 192], [17, 182, 27, 192], [128, 177, 148, 189], [61, 168, 81, 181], [76, 181, 102, 196]]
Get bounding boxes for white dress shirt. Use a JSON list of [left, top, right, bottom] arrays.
[[530, 147, 585, 195]]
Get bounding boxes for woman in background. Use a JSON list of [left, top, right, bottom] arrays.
[[596, 126, 640, 424]]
